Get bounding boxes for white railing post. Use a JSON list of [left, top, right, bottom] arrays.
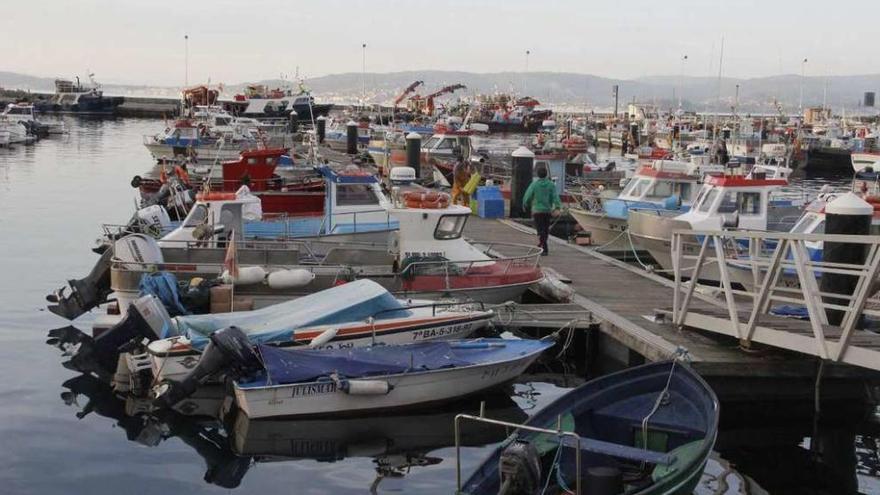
[[833, 244, 880, 361], [790, 239, 830, 359], [674, 234, 710, 327], [714, 234, 742, 340]]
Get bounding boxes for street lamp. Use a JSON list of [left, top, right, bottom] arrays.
[[361, 43, 367, 111], [799, 57, 808, 114], [184, 35, 189, 88], [678, 54, 688, 110], [524, 50, 530, 95]]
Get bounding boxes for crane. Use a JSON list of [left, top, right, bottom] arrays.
[[393, 80, 424, 107], [422, 84, 466, 116]]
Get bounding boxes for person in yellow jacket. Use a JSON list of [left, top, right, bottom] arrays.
[[451, 160, 472, 206]]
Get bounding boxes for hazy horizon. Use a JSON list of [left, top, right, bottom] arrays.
[[3, 0, 879, 87]]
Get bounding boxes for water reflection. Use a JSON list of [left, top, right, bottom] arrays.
[[59, 362, 526, 492]]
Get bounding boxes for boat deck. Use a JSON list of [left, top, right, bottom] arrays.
[[463, 216, 880, 401]]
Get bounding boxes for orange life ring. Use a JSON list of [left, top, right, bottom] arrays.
[[196, 192, 236, 201], [403, 191, 450, 209]]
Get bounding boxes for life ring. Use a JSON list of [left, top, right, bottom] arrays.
[[403, 191, 450, 209], [196, 192, 236, 201]]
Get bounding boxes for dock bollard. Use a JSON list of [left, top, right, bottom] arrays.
[[510, 146, 535, 218], [346, 121, 358, 155], [288, 110, 299, 133], [316, 116, 326, 144], [406, 132, 422, 179], [819, 192, 873, 326]]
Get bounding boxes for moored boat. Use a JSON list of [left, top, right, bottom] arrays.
[[460, 359, 719, 495], [229, 337, 553, 419]]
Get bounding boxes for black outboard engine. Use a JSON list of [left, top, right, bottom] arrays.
[[46, 247, 115, 320], [155, 326, 262, 409], [498, 439, 542, 495], [69, 303, 159, 373]]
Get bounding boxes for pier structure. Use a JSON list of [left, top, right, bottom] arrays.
[[464, 216, 880, 405]]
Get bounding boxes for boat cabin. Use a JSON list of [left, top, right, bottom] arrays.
[[317, 166, 392, 233], [616, 161, 702, 205], [421, 131, 475, 162], [2, 103, 36, 121], [673, 174, 788, 231]]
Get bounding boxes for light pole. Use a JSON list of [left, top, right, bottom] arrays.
[[361, 43, 367, 111], [799, 57, 808, 114], [184, 34, 189, 88], [678, 54, 687, 110], [524, 50, 530, 95]]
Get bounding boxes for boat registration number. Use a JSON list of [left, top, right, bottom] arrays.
[[411, 323, 471, 340]]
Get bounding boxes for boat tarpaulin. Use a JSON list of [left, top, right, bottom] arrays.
[[138, 272, 189, 316], [240, 338, 554, 388], [173, 279, 412, 349]]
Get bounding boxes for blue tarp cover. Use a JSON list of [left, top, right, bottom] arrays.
[[239, 338, 553, 388], [172, 279, 411, 349], [139, 272, 189, 317]]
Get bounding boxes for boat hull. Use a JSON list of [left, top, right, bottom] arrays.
[[151, 312, 492, 382], [232, 343, 545, 419], [569, 207, 633, 253], [804, 147, 852, 175]]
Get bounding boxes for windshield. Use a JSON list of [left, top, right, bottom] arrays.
[[698, 189, 719, 213], [791, 213, 821, 234], [434, 215, 468, 240], [336, 185, 379, 206]]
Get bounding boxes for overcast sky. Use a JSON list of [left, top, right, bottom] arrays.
[[3, 0, 877, 86]]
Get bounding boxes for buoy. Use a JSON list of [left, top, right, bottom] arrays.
[[308, 328, 338, 348], [344, 379, 392, 395], [266, 269, 315, 289], [223, 265, 266, 285]]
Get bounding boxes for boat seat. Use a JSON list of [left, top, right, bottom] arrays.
[[574, 437, 676, 466]]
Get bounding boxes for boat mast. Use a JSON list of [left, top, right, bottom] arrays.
[[712, 36, 724, 144]]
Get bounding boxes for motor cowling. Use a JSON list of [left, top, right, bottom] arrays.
[[498, 439, 542, 495], [154, 326, 262, 408]]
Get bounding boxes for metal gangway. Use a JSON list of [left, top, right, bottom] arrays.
[[669, 229, 880, 371]]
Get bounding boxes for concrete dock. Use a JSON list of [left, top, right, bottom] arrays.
[[464, 215, 880, 405]]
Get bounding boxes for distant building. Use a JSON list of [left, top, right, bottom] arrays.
[[865, 92, 876, 108], [803, 106, 831, 124]]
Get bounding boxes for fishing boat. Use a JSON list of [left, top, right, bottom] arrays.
[[421, 128, 488, 186], [142, 117, 293, 164], [129, 279, 495, 382], [0, 119, 33, 145], [48, 188, 543, 322], [1, 103, 67, 136], [568, 161, 704, 255], [228, 337, 553, 419], [460, 360, 719, 495], [627, 170, 802, 276], [33, 75, 123, 115]]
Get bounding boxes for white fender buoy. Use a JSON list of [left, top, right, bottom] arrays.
[[308, 328, 338, 348], [222, 266, 266, 285], [344, 380, 391, 395], [267, 269, 315, 289]]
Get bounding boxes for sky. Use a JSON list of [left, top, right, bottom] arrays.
[[2, 0, 878, 86]]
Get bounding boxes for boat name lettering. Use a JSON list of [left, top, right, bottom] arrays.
[[290, 382, 337, 398]]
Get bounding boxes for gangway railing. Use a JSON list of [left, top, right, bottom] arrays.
[[670, 229, 880, 371]]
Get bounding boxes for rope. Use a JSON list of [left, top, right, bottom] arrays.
[[639, 359, 678, 470]]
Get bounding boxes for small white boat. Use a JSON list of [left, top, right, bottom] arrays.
[[1, 103, 67, 135], [852, 152, 880, 173], [231, 337, 553, 419], [137, 279, 494, 381]]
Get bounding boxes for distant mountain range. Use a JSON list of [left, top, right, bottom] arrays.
[[3, 69, 879, 113]]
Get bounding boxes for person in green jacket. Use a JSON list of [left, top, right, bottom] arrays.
[[522, 165, 562, 255]]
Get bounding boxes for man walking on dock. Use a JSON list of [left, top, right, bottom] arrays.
[[523, 165, 562, 256]]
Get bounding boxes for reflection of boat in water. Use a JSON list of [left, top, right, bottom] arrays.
[[229, 395, 526, 490], [58, 362, 527, 491]]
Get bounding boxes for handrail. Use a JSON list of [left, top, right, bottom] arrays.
[[671, 227, 880, 370], [397, 242, 543, 278]]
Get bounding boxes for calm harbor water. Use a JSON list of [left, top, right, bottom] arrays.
[[0, 117, 877, 494]]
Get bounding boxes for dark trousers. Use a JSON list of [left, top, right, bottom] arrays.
[[533, 212, 551, 254]]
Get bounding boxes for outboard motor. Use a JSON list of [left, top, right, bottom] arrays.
[[154, 326, 263, 408], [69, 302, 162, 373], [498, 440, 542, 495], [46, 247, 115, 320]]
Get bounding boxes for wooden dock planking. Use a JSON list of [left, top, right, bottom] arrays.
[[464, 216, 880, 383]]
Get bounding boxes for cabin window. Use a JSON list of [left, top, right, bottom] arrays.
[[717, 192, 738, 214], [738, 192, 762, 215], [698, 190, 719, 213], [624, 179, 648, 198], [423, 137, 441, 148], [646, 181, 674, 199], [184, 204, 209, 227], [434, 215, 468, 240], [677, 183, 693, 200], [336, 184, 380, 206], [436, 139, 455, 150]]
